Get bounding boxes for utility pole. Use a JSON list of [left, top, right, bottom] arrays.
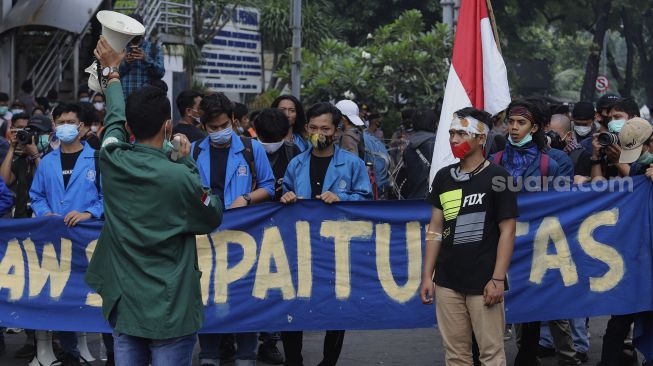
[[290, 0, 301, 99]]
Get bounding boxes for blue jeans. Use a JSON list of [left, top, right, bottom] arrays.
[[540, 318, 589, 353], [112, 331, 197, 366], [199, 333, 258, 361]]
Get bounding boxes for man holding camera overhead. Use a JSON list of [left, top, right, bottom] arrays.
[[0, 114, 53, 218]]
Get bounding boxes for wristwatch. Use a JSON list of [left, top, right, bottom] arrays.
[[242, 193, 252, 206], [101, 66, 120, 78]]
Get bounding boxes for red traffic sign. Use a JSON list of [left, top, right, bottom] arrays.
[[596, 76, 610, 93]]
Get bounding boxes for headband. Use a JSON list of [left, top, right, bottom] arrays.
[[509, 106, 536, 125], [450, 115, 489, 136]]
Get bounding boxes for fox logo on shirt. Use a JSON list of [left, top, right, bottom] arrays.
[[462, 193, 485, 208]]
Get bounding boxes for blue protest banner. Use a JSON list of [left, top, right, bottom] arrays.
[[0, 177, 652, 337]]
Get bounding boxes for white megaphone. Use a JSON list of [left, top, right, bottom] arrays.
[[86, 10, 145, 92]]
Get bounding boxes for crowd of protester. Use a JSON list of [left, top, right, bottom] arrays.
[[1, 38, 653, 366]]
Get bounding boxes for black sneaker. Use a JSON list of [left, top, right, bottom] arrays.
[[105, 353, 115, 366], [257, 342, 284, 364], [13, 343, 36, 358], [59, 353, 81, 366], [537, 346, 556, 358], [576, 352, 589, 363]]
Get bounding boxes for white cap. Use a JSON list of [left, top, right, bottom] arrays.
[[335, 100, 365, 126]]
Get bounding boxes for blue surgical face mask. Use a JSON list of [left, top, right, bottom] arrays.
[[37, 134, 50, 151], [0, 106, 8, 115], [508, 133, 533, 148], [79, 97, 90, 103], [55, 124, 80, 144], [209, 125, 233, 145], [608, 119, 626, 133], [637, 151, 653, 165]]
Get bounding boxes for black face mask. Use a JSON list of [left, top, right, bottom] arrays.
[[546, 130, 566, 150]]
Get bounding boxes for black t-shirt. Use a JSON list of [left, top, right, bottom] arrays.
[[209, 145, 229, 208], [61, 150, 83, 189], [11, 156, 34, 218], [426, 162, 518, 295], [267, 143, 300, 201], [310, 154, 333, 198], [569, 148, 592, 177], [173, 123, 206, 143]]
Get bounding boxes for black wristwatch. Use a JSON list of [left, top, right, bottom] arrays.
[[242, 193, 252, 205], [590, 158, 602, 165]]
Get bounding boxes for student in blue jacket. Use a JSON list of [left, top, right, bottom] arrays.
[[191, 92, 274, 366], [280, 102, 372, 366], [28, 102, 103, 365], [489, 100, 577, 366]]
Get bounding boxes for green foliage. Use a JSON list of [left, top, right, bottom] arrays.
[[276, 10, 452, 112]]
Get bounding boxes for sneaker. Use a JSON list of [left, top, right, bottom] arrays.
[[503, 328, 512, 341], [537, 346, 556, 358], [576, 352, 589, 363], [257, 342, 284, 364], [13, 343, 36, 358], [59, 353, 81, 366]]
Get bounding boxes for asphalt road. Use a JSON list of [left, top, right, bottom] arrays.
[[0, 317, 622, 365]]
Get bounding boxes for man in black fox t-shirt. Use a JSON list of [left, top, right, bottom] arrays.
[[420, 107, 517, 366]]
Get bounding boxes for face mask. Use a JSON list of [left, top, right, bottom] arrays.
[[608, 119, 626, 133], [162, 122, 174, 154], [546, 131, 566, 150], [261, 140, 285, 154], [508, 133, 533, 148], [94, 102, 105, 111], [90, 126, 99, 133], [209, 126, 233, 145], [10, 109, 24, 115], [309, 133, 333, 150], [0, 106, 7, 115], [79, 97, 90, 103], [594, 121, 602, 131], [637, 152, 653, 165], [574, 125, 592, 137], [55, 124, 80, 144], [237, 126, 245, 134], [37, 135, 50, 151], [451, 141, 472, 160]]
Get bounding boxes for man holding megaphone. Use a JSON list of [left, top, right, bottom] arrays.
[[85, 36, 223, 366]]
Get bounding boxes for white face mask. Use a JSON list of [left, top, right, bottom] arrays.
[[574, 125, 592, 137], [90, 125, 99, 133], [260, 140, 285, 154], [94, 102, 105, 111]]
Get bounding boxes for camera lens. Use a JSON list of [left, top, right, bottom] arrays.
[[598, 132, 619, 146]]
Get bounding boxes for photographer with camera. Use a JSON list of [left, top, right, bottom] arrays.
[[0, 114, 52, 218], [590, 98, 640, 180]]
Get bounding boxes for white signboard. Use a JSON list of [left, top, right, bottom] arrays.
[[196, 7, 262, 94]]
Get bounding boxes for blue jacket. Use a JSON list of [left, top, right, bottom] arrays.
[[192, 132, 275, 208], [283, 146, 372, 201], [547, 148, 574, 178], [29, 143, 104, 218], [0, 176, 13, 216], [293, 133, 309, 152]]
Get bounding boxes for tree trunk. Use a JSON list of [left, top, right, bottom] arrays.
[[632, 14, 653, 107], [580, 0, 612, 101], [622, 10, 635, 97], [267, 50, 280, 91]]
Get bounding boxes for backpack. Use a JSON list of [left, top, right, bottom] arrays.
[[363, 132, 390, 193], [193, 136, 257, 191], [492, 150, 550, 176]]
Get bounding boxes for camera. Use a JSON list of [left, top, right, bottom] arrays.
[[16, 126, 39, 145], [545, 130, 565, 150], [598, 132, 619, 147]]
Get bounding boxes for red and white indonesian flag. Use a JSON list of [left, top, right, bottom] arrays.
[[428, 0, 511, 183]]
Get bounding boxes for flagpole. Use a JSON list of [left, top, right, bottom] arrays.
[[485, 0, 502, 54]]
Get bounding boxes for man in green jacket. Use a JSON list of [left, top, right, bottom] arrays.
[[85, 37, 223, 366]]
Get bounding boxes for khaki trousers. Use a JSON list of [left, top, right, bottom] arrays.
[[435, 285, 506, 366]]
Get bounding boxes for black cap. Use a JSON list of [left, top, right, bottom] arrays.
[[28, 115, 53, 132], [596, 94, 620, 112], [572, 101, 595, 120]]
